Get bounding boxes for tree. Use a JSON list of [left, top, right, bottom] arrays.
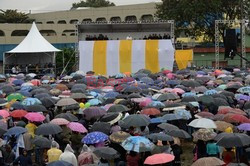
[[56, 47, 76, 75], [156, 0, 250, 42], [0, 9, 34, 23], [72, 0, 115, 9]]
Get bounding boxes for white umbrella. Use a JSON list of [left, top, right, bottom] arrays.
[[188, 118, 217, 129]]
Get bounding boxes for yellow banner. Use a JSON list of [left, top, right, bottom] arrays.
[[175, 50, 193, 70], [145, 40, 159, 73], [119, 40, 132, 73], [93, 41, 107, 75]]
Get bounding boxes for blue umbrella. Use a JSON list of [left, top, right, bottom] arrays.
[[140, 77, 154, 85], [175, 109, 192, 120], [150, 117, 167, 124], [82, 132, 108, 144], [12, 79, 25, 86], [121, 136, 154, 152], [238, 86, 250, 94], [166, 80, 180, 86], [115, 73, 125, 79], [20, 86, 32, 92], [21, 98, 42, 106], [182, 92, 196, 97], [148, 101, 165, 108], [104, 92, 119, 99], [162, 113, 183, 121], [11, 102, 25, 110], [88, 99, 102, 106], [18, 91, 32, 97], [204, 89, 218, 96], [197, 71, 207, 75], [47, 161, 73, 166], [4, 127, 27, 137]]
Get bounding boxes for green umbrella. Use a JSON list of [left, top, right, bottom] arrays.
[[7, 93, 24, 102]]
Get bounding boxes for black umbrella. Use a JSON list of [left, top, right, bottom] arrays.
[[100, 113, 122, 125], [181, 96, 198, 102], [11, 102, 25, 110], [70, 93, 87, 99], [157, 123, 179, 131], [120, 114, 150, 128], [214, 98, 229, 107], [71, 88, 86, 93], [35, 123, 62, 135], [16, 121, 26, 128], [198, 95, 215, 106], [157, 93, 179, 102], [93, 147, 119, 160], [71, 83, 87, 90], [0, 98, 8, 106], [91, 122, 111, 135], [127, 93, 142, 99], [1, 85, 15, 95], [55, 113, 78, 122], [31, 88, 49, 96], [47, 161, 73, 166], [180, 80, 200, 88], [0, 128, 6, 137], [34, 93, 51, 100], [123, 86, 142, 93], [64, 103, 80, 111], [25, 105, 47, 112], [40, 97, 56, 108], [147, 133, 173, 142], [166, 129, 191, 139], [32, 136, 52, 148], [216, 133, 250, 148], [107, 104, 129, 113]]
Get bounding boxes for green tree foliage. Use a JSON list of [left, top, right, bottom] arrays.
[[72, 0, 115, 9], [156, 0, 250, 42], [0, 9, 34, 23], [56, 47, 76, 75]]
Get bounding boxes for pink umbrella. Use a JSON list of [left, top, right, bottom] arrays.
[[25, 112, 45, 122], [139, 98, 152, 108], [171, 88, 185, 95], [159, 88, 172, 93], [30, 79, 41, 86], [67, 122, 88, 133], [0, 110, 10, 118], [50, 118, 70, 125], [144, 153, 175, 165], [167, 73, 174, 79], [103, 104, 114, 111]]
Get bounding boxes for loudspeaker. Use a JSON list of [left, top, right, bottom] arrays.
[[224, 29, 237, 59]]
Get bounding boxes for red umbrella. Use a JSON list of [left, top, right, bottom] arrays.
[[141, 108, 161, 116], [10, 110, 27, 118], [218, 107, 246, 116], [196, 112, 214, 118], [144, 153, 175, 165], [224, 114, 249, 124], [30, 79, 41, 86]]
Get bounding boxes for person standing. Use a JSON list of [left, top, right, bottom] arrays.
[[170, 141, 183, 166], [206, 140, 220, 157], [47, 141, 62, 163], [59, 144, 78, 166], [13, 149, 32, 166]]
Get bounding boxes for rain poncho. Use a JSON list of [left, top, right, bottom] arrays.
[[59, 144, 78, 166]]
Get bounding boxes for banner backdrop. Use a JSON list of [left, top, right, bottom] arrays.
[[79, 40, 175, 76], [175, 50, 193, 70]]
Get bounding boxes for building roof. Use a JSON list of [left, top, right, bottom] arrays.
[[8, 22, 61, 53]]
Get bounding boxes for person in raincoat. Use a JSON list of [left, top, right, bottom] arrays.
[[70, 131, 83, 156], [25, 121, 37, 138], [78, 144, 98, 166], [47, 141, 62, 163], [59, 144, 78, 166]]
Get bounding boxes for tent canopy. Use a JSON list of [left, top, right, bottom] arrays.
[[8, 22, 61, 53]]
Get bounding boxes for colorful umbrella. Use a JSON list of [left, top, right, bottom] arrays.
[[192, 157, 225, 166], [237, 123, 250, 131], [83, 107, 106, 120], [141, 108, 161, 116], [237, 86, 250, 94], [67, 122, 88, 133], [215, 121, 234, 132], [10, 110, 27, 118], [47, 160, 73, 166], [0, 110, 10, 118], [25, 112, 45, 122], [192, 129, 217, 142], [109, 131, 131, 143], [7, 93, 24, 102], [21, 98, 41, 106], [55, 98, 77, 107], [50, 118, 70, 126], [122, 136, 154, 153], [144, 153, 175, 165], [82, 131, 108, 144], [223, 114, 249, 124]]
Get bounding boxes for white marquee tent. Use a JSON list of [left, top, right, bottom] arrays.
[[3, 22, 61, 73]]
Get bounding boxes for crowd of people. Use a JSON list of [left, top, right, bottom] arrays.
[[0, 68, 249, 166]]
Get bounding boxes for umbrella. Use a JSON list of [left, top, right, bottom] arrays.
[[10, 110, 27, 118], [7, 93, 24, 102], [144, 153, 175, 165], [237, 86, 250, 94], [40, 97, 56, 108], [216, 133, 250, 148], [214, 121, 234, 132], [238, 123, 250, 131], [21, 98, 41, 106], [188, 118, 217, 129], [36, 123, 62, 135], [67, 122, 88, 133], [82, 132, 108, 144], [25, 105, 47, 112], [181, 96, 198, 102], [223, 114, 249, 124], [91, 122, 111, 135], [166, 129, 191, 139], [0, 98, 8, 107], [50, 118, 69, 126], [83, 107, 106, 120], [32, 136, 52, 148], [204, 89, 218, 95], [88, 99, 102, 106], [194, 86, 208, 93], [228, 163, 248, 166], [107, 104, 129, 113], [121, 114, 150, 128], [121, 136, 154, 152], [16, 121, 26, 128], [1, 85, 15, 95], [182, 92, 197, 97], [162, 113, 182, 121], [10, 102, 25, 110], [55, 113, 78, 122], [157, 123, 179, 131], [122, 86, 142, 93], [191, 157, 225, 166], [181, 80, 200, 88], [147, 133, 173, 142], [50, 89, 61, 96], [0, 110, 10, 118], [34, 93, 51, 100], [4, 126, 27, 136], [99, 113, 122, 125], [47, 161, 73, 166], [55, 84, 68, 91], [141, 108, 161, 116], [196, 112, 214, 118], [109, 131, 131, 143], [55, 98, 77, 107], [175, 109, 192, 120], [12, 79, 24, 86], [70, 93, 87, 99], [25, 112, 45, 122], [0, 128, 6, 137], [93, 147, 119, 160], [157, 93, 179, 102], [192, 129, 217, 142]]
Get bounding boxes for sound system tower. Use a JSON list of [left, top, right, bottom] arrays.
[[224, 29, 237, 59]]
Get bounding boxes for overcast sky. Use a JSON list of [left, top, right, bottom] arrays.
[[0, 0, 161, 13]]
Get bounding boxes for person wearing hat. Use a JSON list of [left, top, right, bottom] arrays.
[[47, 141, 62, 163]]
